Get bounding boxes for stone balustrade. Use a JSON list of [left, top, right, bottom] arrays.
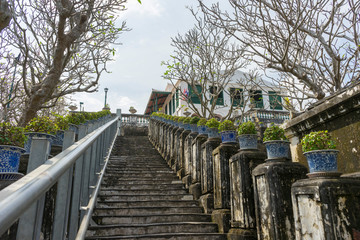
[[148, 117, 360, 240]]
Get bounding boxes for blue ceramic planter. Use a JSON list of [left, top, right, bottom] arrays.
[[53, 130, 65, 147], [208, 128, 220, 138], [183, 124, 191, 131], [220, 130, 237, 144], [190, 124, 198, 133], [264, 140, 290, 160], [24, 132, 57, 154], [238, 134, 258, 150], [0, 145, 26, 173], [198, 125, 208, 135], [304, 150, 339, 173]]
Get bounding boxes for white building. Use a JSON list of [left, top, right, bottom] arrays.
[[145, 71, 290, 123]]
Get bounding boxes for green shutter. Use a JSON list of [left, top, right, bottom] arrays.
[[269, 91, 283, 110], [230, 88, 244, 107], [210, 86, 224, 106], [188, 84, 202, 104], [250, 90, 264, 109]]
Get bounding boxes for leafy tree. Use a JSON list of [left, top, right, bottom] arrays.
[[162, 7, 250, 119], [199, 0, 360, 107], [1, 0, 129, 126]]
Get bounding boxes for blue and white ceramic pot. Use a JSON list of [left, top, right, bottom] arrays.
[[183, 124, 191, 131], [304, 149, 339, 173], [264, 140, 290, 160], [238, 134, 258, 150], [190, 124, 198, 133], [220, 130, 237, 144], [0, 145, 26, 173], [198, 125, 208, 136], [208, 127, 220, 138], [53, 130, 65, 147], [69, 124, 79, 134], [24, 132, 58, 154]]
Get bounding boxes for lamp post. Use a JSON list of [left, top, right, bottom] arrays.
[[104, 88, 109, 108], [80, 102, 84, 112]]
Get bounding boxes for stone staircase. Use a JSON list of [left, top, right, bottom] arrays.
[[85, 135, 226, 239]]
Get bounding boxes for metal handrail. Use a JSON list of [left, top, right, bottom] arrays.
[[0, 117, 118, 238], [75, 123, 117, 240]]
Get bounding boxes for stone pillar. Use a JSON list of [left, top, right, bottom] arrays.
[[252, 159, 307, 240], [168, 125, 179, 167], [182, 131, 198, 188], [292, 175, 360, 240], [212, 143, 239, 233], [227, 149, 266, 240], [173, 127, 184, 172], [189, 134, 207, 198], [177, 129, 190, 179], [161, 123, 170, 159], [165, 124, 174, 163], [199, 138, 221, 213]]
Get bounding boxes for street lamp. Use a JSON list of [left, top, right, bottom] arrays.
[[104, 88, 109, 108], [80, 102, 84, 112]]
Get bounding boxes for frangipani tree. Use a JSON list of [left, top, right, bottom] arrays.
[[1, 0, 130, 126]]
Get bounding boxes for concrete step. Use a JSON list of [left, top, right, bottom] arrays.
[[105, 170, 174, 174], [102, 179, 182, 185], [96, 200, 198, 208], [93, 206, 203, 215], [98, 194, 194, 202], [86, 222, 219, 237], [104, 172, 177, 178], [100, 184, 184, 191], [92, 213, 212, 225], [99, 189, 188, 196], [102, 174, 179, 181], [86, 232, 227, 240]]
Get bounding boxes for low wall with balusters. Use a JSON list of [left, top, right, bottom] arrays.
[[148, 116, 360, 240]]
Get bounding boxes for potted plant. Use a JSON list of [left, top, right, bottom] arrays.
[[237, 121, 258, 150], [263, 124, 290, 160], [189, 116, 200, 133], [0, 122, 26, 173], [53, 114, 70, 147], [182, 117, 191, 131], [206, 118, 220, 138], [301, 130, 338, 173], [177, 116, 186, 129], [65, 112, 87, 133], [24, 116, 59, 154], [218, 120, 237, 143], [197, 118, 208, 135], [129, 106, 137, 114], [173, 116, 180, 127]]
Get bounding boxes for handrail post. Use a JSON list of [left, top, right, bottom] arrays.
[[117, 109, 122, 136], [52, 130, 76, 240], [16, 137, 50, 240], [68, 125, 87, 240]]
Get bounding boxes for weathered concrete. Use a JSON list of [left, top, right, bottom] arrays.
[[199, 193, 215, 214], [252, 159, 308, 240], [177, 129, 191, 180], [173, 127, 184, 173], [228, 149, 266, 240], [283, 82, 360, 173], [212, 143, 239, 234], [189, 134, 208, 200], [201, 138, 222, 195], [182, 132, 198, 189], [292, 176, 360, 240]]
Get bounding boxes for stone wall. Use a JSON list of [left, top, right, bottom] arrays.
[[283, 83, 360, 174]]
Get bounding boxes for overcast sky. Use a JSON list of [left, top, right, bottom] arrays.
[[72, 0, 203, 114]]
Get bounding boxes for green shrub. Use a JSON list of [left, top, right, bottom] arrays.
[[197, 118, 207, 126], [183, 117, 191, 124], [54, 114, 69, 130], [25, 116, 59, 134], [205, 118, 220, 129], [178, 116, 185, 122], [190, 116, 200, 124], [301, 130, 336, 152], [0, 122, 27, 147], [218, 120, 236, 132], [238, 121, 256, 135], [263, 124, 287, 142]]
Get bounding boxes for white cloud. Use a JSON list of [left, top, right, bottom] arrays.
[[120, 0, 165, 18]]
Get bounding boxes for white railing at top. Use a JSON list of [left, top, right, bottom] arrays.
[[121, 113, 150, 126], [0, 116, 119, 240]]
